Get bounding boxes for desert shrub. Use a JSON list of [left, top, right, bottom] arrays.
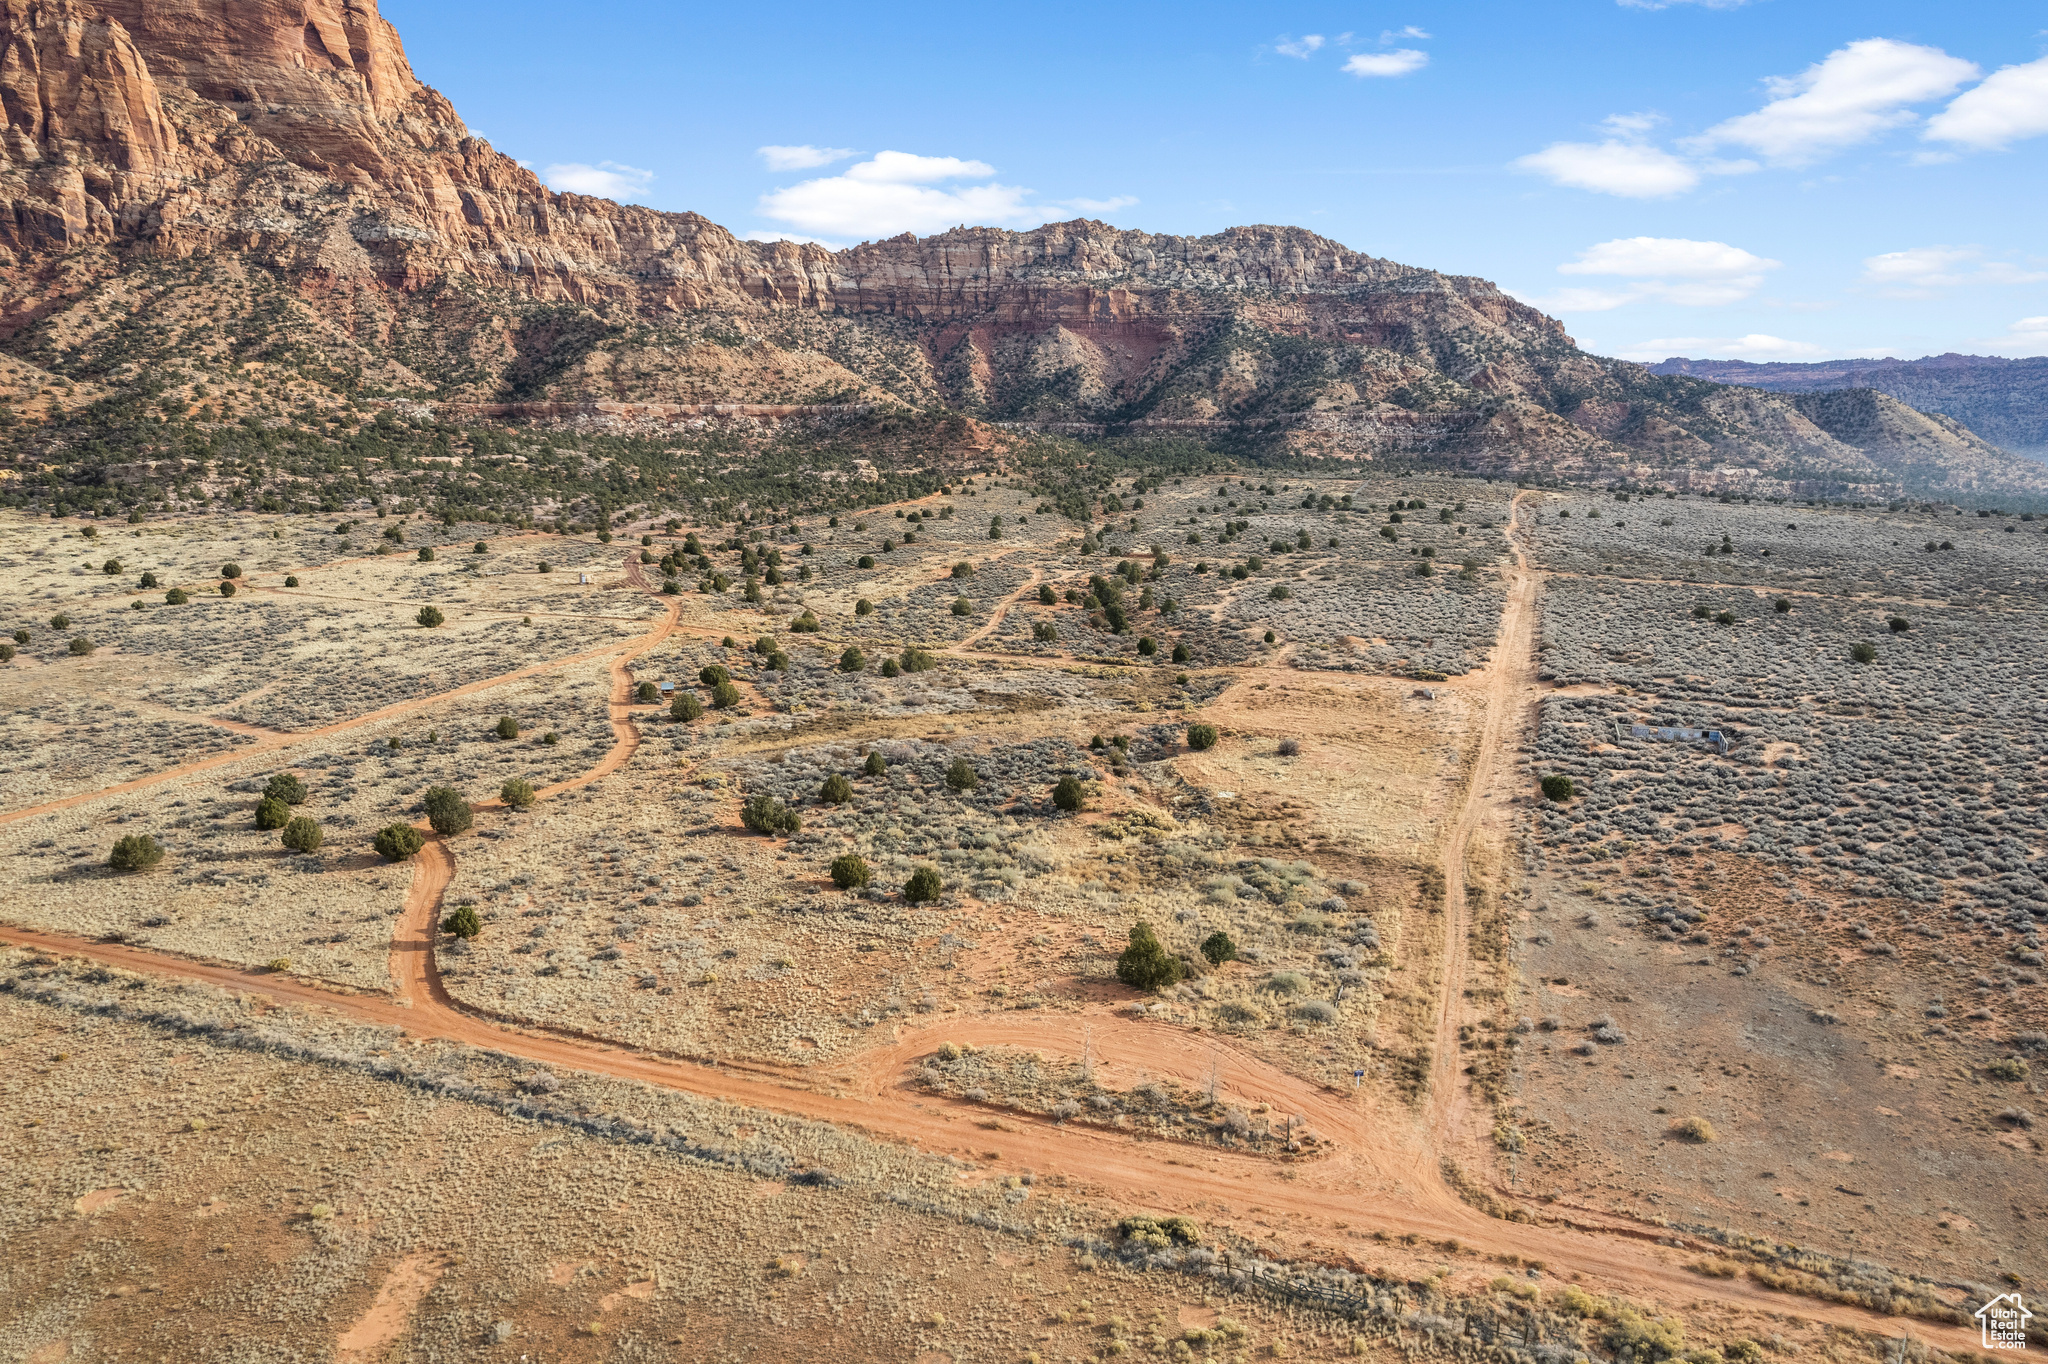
[[374, 823, 425, 860], [864, 750, 888, 776], [1850, 641, 1877, 664], [221, 563, 241, 579], [0, 643, 11, 662], [1605, 1307, 1687, 1362], [254, 795, 290, 830], [904, 864, 944, 903], [635, 680, 658, 702], [442, 903, 483, 939], [495, 715, 519, 740], [858, 555, 876, 568], [1296, 1000, 1338, 1023], [839, 645, 865, 672], [1053, 774, 1084, 811], [790, 610, 821, 632], [1541, 774, 1576, 801], [108, 834, 164, 872], [671, 692, 704, 721], [264, 773, 307, 805], [280, 816, 323, 853], [1269, 583, 1290, 600], [945, 757, 979, 792], [474, 541, 488, 553], [951, 561, 975, 579], [1888, 615, 1910, 633], [698, 663, 731, 686], [900, 647, 938, 672], [284, 575, 299, 588], [101, 557, 121, 574], [423, 786, 473, 835], [819, 773, 854, 804], [417, 605, 445, 627], [501, 778, 536, 810], [1172, 642, 1190, 663], [830, 853, 871, 890], [219, 581, 236, 597], [67, 636, 93, 656], [538, 561, 551, 573], [1038, 583, 1056, 604], [880, 657, 901, 677], [1137, 636, 1157, 655], [1714, 610, 1734, 625], [741, 794, 802, 836], [1116, 921, 1184, 991], [1986, 1056, 2030, 1082], [1266, 971, 1307, 995], [1278, 737, 1301, 756], [1200, 930, 1238, 965], [855, 597, 874, 615], [1774, 598, 1790, 613], [1186, 723, 1218, 751], [541, 731, 560, 745], [711, 679, 742, 708], [418, 546, 435, 562], [49, 613, 69, 628], [165, 588, 189, 604], [1672, 1115, 1717, 1143], [951, 596, 972, 616]]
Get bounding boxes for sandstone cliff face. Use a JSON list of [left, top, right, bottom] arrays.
[[0, 0, 2041, 502]]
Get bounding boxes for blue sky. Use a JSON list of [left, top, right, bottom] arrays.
[[387, 0, 2048, 364]]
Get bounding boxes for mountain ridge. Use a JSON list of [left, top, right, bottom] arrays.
[[1, 0, 2044, 504]]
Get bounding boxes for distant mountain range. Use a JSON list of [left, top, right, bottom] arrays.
[[1646, 354, 2048, 460], [1, 0, 2046, 504]]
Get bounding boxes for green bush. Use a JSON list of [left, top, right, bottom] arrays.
[[1541, 774, 1575, 802], [0, 643, 12, 662], [830, 854, 871, 890], [495, 715, 519, 740], [864, 750, 888, 777], [879, 657, 901, 677], [945, 757, 979, 792], [670, 692, 704, 721], [254, 795, 290, 830], [501, 778, 536, 810], [67, 636, 93, 656], [1038, 583, 1056, 604], [1850, 641, 1877, 664], [635, 680, 658, 702], [139, 572, 161, 590], [264, 773, 307, 805], [219, 580, 237, 597], [102, 557, 122, 574], [280, 816, 323, 853], [423, 786, 473, 835], [417, 605, 445, 627], [855, 597, 873, 616], [474, 541, 488, 554], [900, 647, 938, 673], [951, 596, 972, 616], [839, 645, 865, 672], [1116, 921, 1185, 991], [108, 834, 164, 872], [11, 629, 26, 644], [374, 823, 425, 860], [1186, 723, 1218, 751], [858, 555, 876, 569], [418, 546, 435, 562], [442, 903, 483, 940], [1172, 642, 1190, 663], [1200, 930, 1238, 966], [284, 575, 299, 588], [711, 679, 742, 708], [741, 794, 802, 836], [1053, 774, 1084, 811], [1269, 584, 1290, 600], [1888, 615, 1911, 633], [790, 610, 821, 632], [220, 563, 241, 579], [904, 864, 944, 903], [1137, 636, 1156, 655], [165, 588, 189, 604], [951, 561, 975, 579], [1987, 1056, 2030, 1082], [49, 613, 69, 629], [1774, 598, 1791, 613], [819, 773, 854, 804]]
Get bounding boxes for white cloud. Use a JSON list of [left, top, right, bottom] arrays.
[[758, 145, 853, 172], [1861, 245, 2048, 294], [1613, 333, 1829, 361], [1925, 54, 2048, 151], [1514, 139, 1699, 197], [1690, 38, 1979, 164], [1056, 196, 1140, 214], [1344, 49, 1428, 78], [1378, 26, 1430, 43], [1977, 316, 2048, 355], [1539, 236, 1781, 309], [1275, 34, 1324, 58], [542, 161, 655, 200], [757, 150, 1040, 239]]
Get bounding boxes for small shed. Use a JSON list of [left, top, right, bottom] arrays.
[[577, 572, 591, 585], [1614, 718, 1730, 755], [658, 682, 676, 697]]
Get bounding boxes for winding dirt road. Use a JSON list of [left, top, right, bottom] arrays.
[[0, 540, 1982, 1353]]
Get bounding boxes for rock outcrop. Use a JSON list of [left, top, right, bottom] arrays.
[[0, 0, 2043, 502]]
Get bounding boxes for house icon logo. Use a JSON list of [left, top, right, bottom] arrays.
[[1976, 1293, 2032, 1350]]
